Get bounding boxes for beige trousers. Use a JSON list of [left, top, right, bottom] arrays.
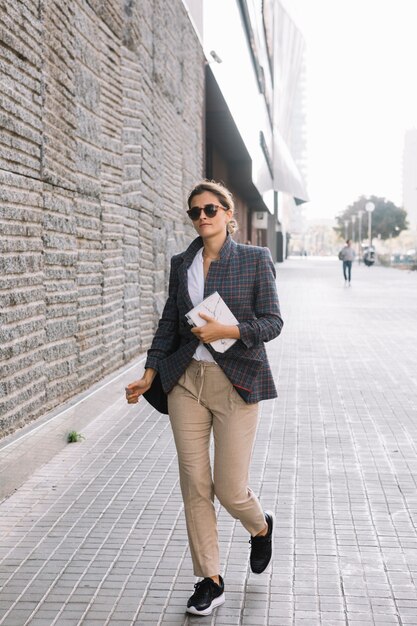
[[168, 359, 266, 577]]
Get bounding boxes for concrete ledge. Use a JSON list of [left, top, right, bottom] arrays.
[[0, 353, 146, 503]]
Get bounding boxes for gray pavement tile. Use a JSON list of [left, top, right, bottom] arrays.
[[239, 617, 268, 625]]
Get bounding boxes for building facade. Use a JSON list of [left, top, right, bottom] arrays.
[[184, 0, 308, 260], [0, 0, 204, 436], [0, 0, 308, 436]]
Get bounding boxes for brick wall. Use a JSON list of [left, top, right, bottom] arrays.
[[0, 0, 204, 436]]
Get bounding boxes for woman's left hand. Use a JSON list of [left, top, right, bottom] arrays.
[[191, 313, 239, 343]]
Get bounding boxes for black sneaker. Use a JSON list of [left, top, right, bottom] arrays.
[[186, 575, 225, 615], [249, 511, 274, 574]]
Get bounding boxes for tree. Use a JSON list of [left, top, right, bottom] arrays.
[[335, 195, 408, 242]]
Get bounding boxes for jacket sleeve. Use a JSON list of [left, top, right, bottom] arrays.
[[237, 248, 283, 349], [144, 257, 180, 371]]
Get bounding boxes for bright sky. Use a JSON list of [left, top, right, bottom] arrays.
[[283, 0, 417, 221]]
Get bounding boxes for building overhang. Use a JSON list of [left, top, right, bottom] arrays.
[[206, 66, 308, 210], [206, 67, 270, 212], [273, 129, 309, 204]]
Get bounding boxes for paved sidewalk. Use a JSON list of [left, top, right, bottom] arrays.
[[1, 258, 417, 626]]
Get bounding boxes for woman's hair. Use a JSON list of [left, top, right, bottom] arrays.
[[188, 180, 234, 211], [187, 180, 238, 235]]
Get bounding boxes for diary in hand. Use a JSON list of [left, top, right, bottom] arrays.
[[185, 291, 238, 353]]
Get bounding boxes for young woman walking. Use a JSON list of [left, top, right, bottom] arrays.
[[126, 180, 283, 616]]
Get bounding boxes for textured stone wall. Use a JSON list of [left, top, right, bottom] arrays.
[[0, 0, 204, 436]]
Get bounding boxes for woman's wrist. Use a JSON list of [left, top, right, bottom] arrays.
[[223, 325, 240, 340], [144, 368, 157, 384]]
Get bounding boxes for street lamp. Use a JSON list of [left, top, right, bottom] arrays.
[[351, 214, 356, 243], [344, 219, 349, 240], [357, 209, 364, 263], [365, 201, 375, 248]]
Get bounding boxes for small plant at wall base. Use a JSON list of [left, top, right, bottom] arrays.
[[67, 431, 84, 443]]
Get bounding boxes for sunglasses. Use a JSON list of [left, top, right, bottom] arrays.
[[187, 203, 228, 221]]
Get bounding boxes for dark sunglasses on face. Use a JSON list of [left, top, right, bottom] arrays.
[[187, 203, 228, 221]]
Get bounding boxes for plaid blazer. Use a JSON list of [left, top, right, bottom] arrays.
[[145, 234, 284, 403]]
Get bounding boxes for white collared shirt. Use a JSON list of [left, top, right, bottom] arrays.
[[187, 248, 215, 362]]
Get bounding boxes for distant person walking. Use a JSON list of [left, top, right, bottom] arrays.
[[338, 240, 356, 284]]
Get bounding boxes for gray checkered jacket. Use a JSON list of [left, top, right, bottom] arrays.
[[145, 235, 284, 403]]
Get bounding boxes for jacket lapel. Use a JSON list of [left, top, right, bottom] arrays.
[[177, 236, 204, 312], [177, 260, 194, 312], [204, 235, 235, 298]]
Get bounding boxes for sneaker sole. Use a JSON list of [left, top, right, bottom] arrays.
[[186, 592, 225, 616], [251, 510, 275, 574]]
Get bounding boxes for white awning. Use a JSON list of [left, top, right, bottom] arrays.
[[273, 129, 309, 203]]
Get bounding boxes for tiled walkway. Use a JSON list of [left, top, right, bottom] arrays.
[[0, 258, 416, 625]]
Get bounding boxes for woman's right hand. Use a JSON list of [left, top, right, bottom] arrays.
[[125, 368, 156, 404]]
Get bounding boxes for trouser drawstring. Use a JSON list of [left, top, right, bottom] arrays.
[[197, 362, 205, 404]]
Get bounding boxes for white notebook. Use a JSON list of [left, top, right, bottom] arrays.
[[185, 291, 238, 353]]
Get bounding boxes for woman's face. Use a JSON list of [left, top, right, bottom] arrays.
[[188, 191, 232, 240]]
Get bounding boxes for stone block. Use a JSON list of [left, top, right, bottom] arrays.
[[0, 4, 43, 179]]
